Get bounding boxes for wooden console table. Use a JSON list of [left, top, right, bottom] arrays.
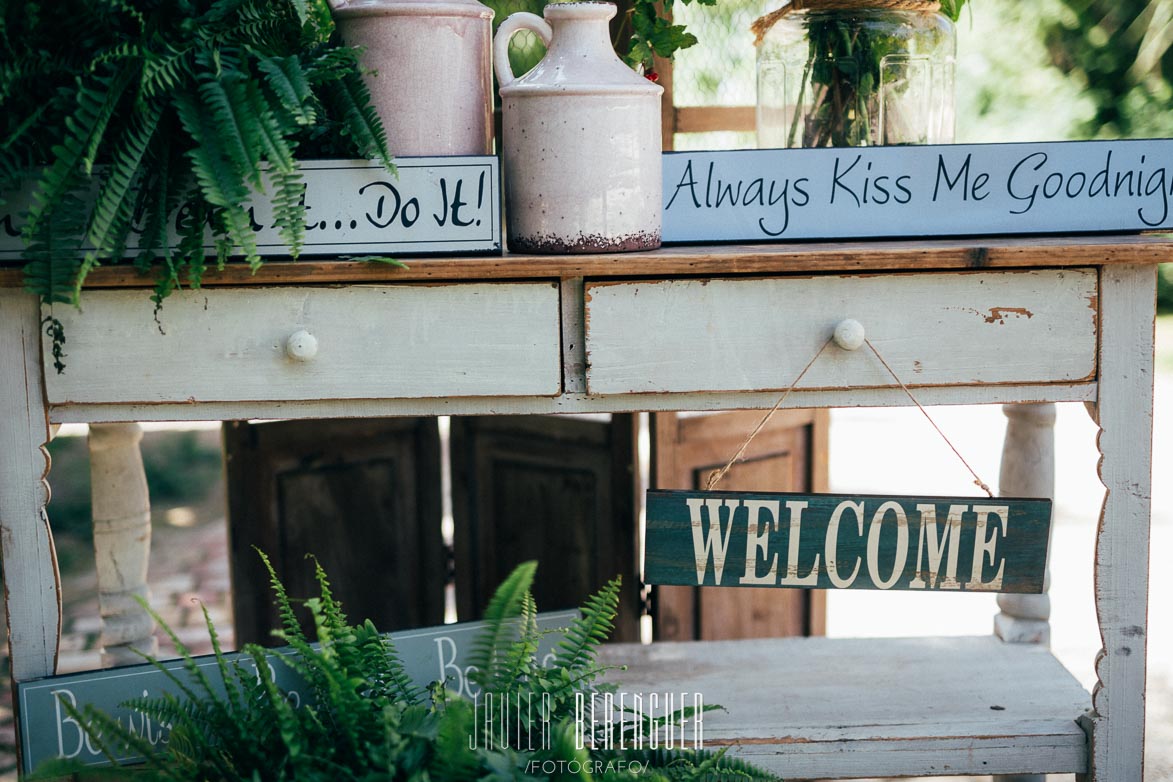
[[0, 235, 1163, 779]]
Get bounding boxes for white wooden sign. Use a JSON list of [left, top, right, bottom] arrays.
[[662, 139, 1173, 242], [0, 157, 502, 259]]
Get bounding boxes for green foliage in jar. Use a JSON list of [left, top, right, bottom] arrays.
[[784, 1, 966, 148]]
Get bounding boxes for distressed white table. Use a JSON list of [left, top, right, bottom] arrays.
[[0, 235, 1163, 780]]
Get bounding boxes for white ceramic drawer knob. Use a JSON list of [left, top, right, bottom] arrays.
[[285, 330, 318, 361], [833, 319, 866, 351]]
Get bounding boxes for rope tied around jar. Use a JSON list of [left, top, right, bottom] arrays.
[[752, 0, 942, 46]]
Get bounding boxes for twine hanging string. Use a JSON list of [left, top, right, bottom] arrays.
[[706, 335, 995, 499], [705, 336, 835, 491], [752, 0, 942, 46]]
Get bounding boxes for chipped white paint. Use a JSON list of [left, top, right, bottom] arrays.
[[88, 423, 157, 667], [1082, 264, 1156, 782], [599, 636, 1090, 778], [560, 277, 588, 394], [48, 381, 1099, 424], [0, 254, 1157, 781], [43, 283, 562, 404], [0, 289, 60, 681], [584, 270, 1098, 395]]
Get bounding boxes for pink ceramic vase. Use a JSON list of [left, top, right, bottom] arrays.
[[331, 0, 494, 156]]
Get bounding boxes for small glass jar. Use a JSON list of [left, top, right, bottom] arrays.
[[756, 7, 956, 148]]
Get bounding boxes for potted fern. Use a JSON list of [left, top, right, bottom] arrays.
[[40, 558, 774, 781], [1, 0, 393, 368]]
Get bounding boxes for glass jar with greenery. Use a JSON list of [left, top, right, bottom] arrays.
[[755, 0, 963, 148]]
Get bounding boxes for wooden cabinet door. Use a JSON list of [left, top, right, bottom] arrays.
[[450, 415, 641, 642], [651, 410, 829, 641], [225, 418, 445, 646]]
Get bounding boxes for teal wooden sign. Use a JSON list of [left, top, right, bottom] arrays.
[[645, 490, 1051, 594], [16, 610, 576, 775]]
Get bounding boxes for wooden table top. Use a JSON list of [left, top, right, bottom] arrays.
[[1, 234, 1169, 289]]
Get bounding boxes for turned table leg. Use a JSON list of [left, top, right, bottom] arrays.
[[995, 402, 1056, 647], [89, 423, 157, 666]]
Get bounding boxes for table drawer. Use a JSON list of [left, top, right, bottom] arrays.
[[584, 270, 1097, 395], [45, 283, 561, 404]]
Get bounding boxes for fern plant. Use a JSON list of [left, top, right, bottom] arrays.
[[41, 557, 776, 782], [0, 0, 392, 370]]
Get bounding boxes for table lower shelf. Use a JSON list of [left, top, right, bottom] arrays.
[[598, 635, 1090, 780]]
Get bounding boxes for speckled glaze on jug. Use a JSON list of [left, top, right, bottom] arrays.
[[330, 0, 494, 156], [495, 2, 663, 253]]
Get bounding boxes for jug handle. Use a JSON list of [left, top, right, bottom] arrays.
[[494, 13, 554, 89]]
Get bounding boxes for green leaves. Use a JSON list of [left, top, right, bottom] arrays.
[[555, 575, 620, 673], [624, 0, 704, 71], [259, 55, 318, 126], [938, 0, 970, 23]]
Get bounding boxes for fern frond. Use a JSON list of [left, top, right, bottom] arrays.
[[54, 700, 184, 782], [242, 645, 304, 776], [469, 561, 537, 693], [134, 131, 175, 269], [259, 54, 316, 126], [195, 70, 263, 189], [22, 189, 87, 307], [554, 575, 621, 672], [356, 619, 423, 706], [608, 746, 777, 781], [308, 555, 349, 637], [78, 65, 138, 176], [140, 44, 193, 100], [255, 547, 306, 646], [270, 166, 306, 256], [495, 591, 540, 693], [78, 98, 163, 295], [244, 81, 298, 176], [173, 91, 260, 267], [89, 42, 145, 72], [124, 596, 248, 742], [22, 64, 134, 244], [303, 45, 362, 81], [88, 0, 146, 33], [430, 698, 481, 780], [320, 70, 393, 171]]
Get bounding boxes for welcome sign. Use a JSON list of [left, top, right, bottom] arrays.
[[661, 139, 1173, 242], [17, 610, 576, 775], [644, 490, 1051, 593]]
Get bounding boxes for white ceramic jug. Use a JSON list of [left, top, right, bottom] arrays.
[[495, 2, 663, 253], [331, 0, 494, 156]]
